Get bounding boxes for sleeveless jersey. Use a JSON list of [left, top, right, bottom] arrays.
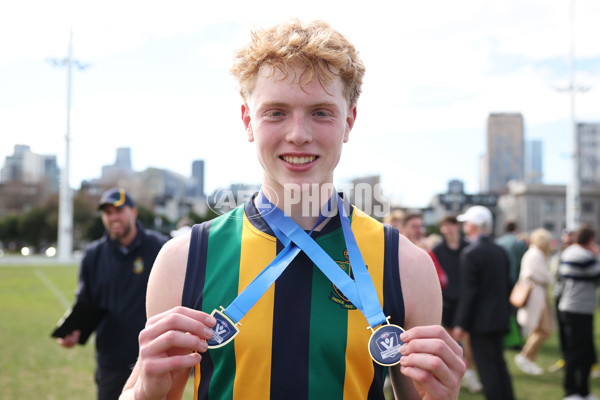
[[182, 197, 404, 400]]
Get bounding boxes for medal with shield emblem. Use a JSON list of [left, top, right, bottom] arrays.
[[368, 320, 405, 366], [206, 308, 240, 349]]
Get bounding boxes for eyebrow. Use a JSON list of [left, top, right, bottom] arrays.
[[258, 101, 341, 110]]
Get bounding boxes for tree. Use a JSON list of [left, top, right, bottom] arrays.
[[0, 213, 22, 251]]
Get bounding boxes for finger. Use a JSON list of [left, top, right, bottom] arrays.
[[139, 330, 209, 359], [401, 325, 463, 356], [399, 337, 465, 388], [399, 365, 455, 400], [142, 352, 203, 377], [142, 309, 216, 343], [146, 306, 216, 328], [400, 337, 465, 373]]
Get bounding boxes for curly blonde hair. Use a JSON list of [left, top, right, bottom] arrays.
[[231, 19, 365, 106]]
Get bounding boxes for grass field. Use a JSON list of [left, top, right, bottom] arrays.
[[1, 264, 600, 399]]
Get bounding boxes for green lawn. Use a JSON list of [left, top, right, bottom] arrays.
[[1, 264, 599, 399]]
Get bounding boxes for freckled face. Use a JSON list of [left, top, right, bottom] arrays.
[[242, 66, 356, 196]]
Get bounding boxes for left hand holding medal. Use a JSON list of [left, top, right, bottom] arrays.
[[396, 325, 465, 400]]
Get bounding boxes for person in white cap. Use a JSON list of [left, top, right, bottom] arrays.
[[452, 205, 515, 400]]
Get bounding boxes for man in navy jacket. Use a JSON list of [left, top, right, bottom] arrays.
[[57, 188, 168, 400]]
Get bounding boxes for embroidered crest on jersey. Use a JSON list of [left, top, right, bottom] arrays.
[[133, 256, 144, 274], [328, 249, 358, 310]]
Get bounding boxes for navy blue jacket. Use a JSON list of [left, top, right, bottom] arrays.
[[76, 221, 168, 368]]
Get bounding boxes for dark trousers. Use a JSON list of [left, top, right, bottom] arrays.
[[555, 296, 567, 359], [470, 332, 515, 400], [95, 365, 133, 400], [559, 311, 595, 397]]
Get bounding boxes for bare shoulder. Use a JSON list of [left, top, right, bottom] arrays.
[[397, 234, 442, 328], [146, 231, 192, 317]]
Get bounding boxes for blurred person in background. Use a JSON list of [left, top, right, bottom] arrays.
[[432, 215, 482, 393], [557, 224, 600, 400], [496, 221, 528, 286], [453, 206, 515, 400], [382, 209, 404, 231], [514, 228, 554, 375], [56, 188, 168, 400], [401, 213, 448, 290], [549, 229, 576, 373], [496, 221, 528, 350]]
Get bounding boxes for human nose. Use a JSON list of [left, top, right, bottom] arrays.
[[285, 114, 312, 145]]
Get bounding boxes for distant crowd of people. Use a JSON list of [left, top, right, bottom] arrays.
[[386, 206, 600, 400]]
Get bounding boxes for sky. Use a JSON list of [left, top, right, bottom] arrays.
[[1, 0, 599, 207]]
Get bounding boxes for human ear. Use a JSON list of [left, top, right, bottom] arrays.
[[241, 103, 254, 142], [344, 105, 357, 143]]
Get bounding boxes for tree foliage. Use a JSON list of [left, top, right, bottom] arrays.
[[0, 188, 217, 253]]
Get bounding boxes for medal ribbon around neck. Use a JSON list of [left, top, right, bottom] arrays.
[[206, 190, 403, 366], [205, 192, 330, 349]]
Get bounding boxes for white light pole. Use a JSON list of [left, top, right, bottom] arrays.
[[565, 0, 580, 231], [561, 0, 589, 231], [49, 27, 88, 262]]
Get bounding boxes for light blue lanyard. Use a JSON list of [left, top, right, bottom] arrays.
[[223, 191, 387, 329]]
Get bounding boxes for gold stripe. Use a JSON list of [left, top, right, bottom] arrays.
[[232, 213, 277, 399], [344, 207, 385, 399], [194, 361, 200, 400]]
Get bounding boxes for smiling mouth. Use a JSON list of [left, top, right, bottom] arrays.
[[281, 155, 317, 165]]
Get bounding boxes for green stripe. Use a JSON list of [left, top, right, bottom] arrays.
[[308, 228, 348, 400], [204, 207, 245, 399]]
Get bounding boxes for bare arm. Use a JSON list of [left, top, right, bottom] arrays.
[[120, 233, 216, 400], [390, 235, 465, 400]]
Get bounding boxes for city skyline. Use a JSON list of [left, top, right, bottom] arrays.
[[1, 0, 599, 206]]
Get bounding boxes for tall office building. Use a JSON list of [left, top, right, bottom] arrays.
[[579, 122, 600, 186], [0, 144, 59, 191], [115, 147, 132, 171], [525, 139, 543, 184], [486, 113, 524, 192], [101, 147, 133, 182], [191, 159, 205, 198]]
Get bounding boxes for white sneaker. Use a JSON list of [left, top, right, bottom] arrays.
[[461, 369, 483, 393], [514, 354, 543, 375]]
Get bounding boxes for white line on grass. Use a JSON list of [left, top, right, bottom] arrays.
[[34, 269, 71, 309]]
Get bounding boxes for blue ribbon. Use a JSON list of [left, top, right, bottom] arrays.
[[223, 191, 387, 329]]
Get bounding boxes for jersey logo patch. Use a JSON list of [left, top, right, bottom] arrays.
[[328, 249, 358, 310]]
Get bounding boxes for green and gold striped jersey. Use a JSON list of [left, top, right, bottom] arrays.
[[182, 195, 404, 400]]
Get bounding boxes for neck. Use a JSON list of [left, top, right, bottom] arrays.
[[118, 225, 138, 248], [446, 236, 460, 250], [259, 185, 336, 230]]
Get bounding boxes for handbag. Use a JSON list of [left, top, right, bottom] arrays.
[[509, 280, 533, 308]]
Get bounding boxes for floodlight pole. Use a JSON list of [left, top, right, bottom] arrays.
[[562, 0, 591, 231], [56, 28, 75, 262], [51, 27, 88, 262], [565, 0, 580, 231]]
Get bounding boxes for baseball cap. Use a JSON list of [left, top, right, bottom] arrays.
[[98, 188, 135, 210], [457, 205, 492, 227]]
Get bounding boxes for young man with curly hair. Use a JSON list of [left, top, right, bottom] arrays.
[[120, 19, 464, 400]]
